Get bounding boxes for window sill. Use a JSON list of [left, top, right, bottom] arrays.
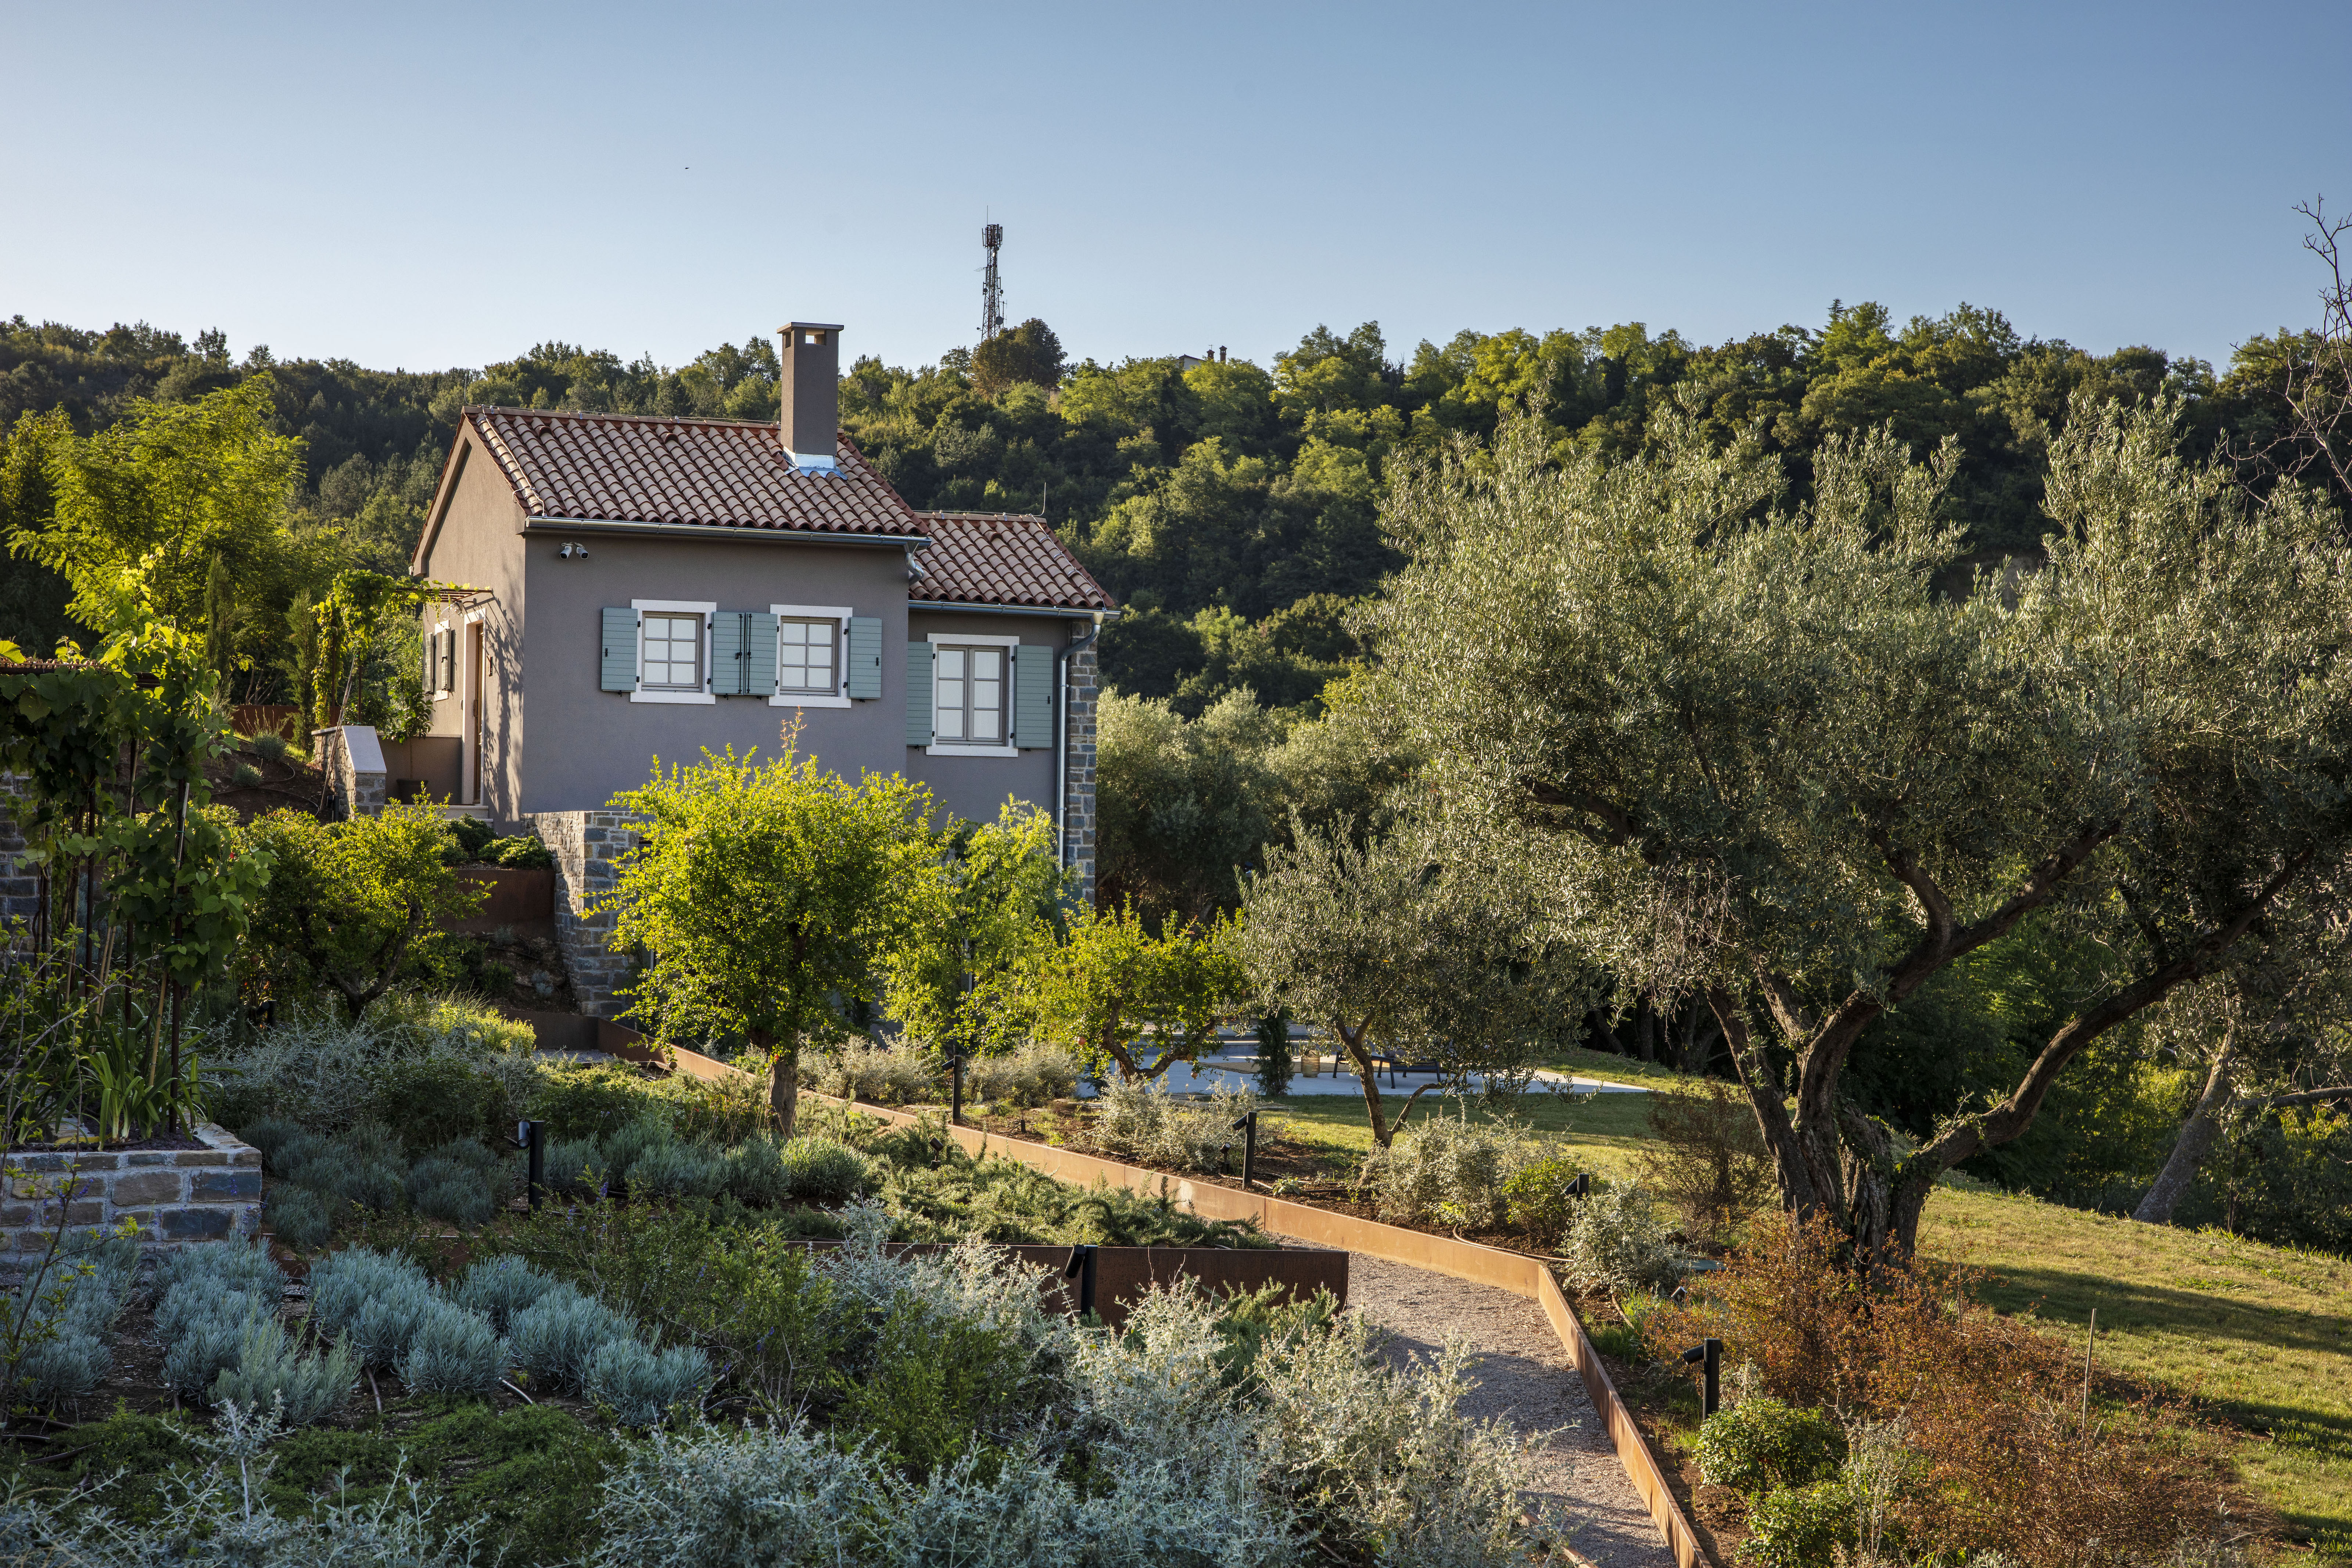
[[926, 743, 1018, 758], [630, 689, 715, 705], [768, 693, 851, 710]]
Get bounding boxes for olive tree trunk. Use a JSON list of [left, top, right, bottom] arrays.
[[2133, 1036, 2240, 1225]]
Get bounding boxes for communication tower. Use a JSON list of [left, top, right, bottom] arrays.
[[979, 222, 1005, 340]]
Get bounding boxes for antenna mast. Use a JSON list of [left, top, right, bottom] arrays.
[[979, 222, 1005, 340]]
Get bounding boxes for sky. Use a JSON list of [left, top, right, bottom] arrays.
[[4, 0, 2348, 379]]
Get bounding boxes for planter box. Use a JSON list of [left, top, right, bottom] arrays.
[[448, 866, 556, 934], [2, 1122, 262, 1257]]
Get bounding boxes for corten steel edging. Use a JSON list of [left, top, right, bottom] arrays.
[[778, 1240, 1347, 1331], [704, 1063, 1708, 1568]]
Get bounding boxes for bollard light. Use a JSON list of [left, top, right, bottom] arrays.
[[1230, 1111, 1258, 1187], [1062, 1243, 1099, 1319], [1680, 1338, 1722, 1415]]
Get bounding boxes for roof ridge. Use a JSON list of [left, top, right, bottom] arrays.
[[467, 404, 790, 430]]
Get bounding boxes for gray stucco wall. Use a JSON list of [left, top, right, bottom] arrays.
[[510, 527, 911, 819], [417, 445, 1101, 861], [416, 434, 527, 817]]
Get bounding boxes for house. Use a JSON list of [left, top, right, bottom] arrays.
[[401, 321, 1116, 1012]]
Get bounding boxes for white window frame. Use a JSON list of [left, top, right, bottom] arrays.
[[925, 631, 1019, 757], [767, 602, 852, 709], [429, 619, 451, 701], [630, 599, 716, 705]]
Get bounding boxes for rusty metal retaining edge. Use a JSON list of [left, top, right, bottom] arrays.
[[668, 1051, 1706, 1567]]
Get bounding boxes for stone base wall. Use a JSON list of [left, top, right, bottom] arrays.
[[316, 725, 388, 821], [1062, 645, 1100, 905], [528, 808, 644, 1019], [0, 774, 36, 925], [3, 1122, 261, 1256]]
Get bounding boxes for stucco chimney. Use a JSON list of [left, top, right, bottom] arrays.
[[779, 321, 843, 474]]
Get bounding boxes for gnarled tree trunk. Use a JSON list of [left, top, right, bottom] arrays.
[[2133, 1034, 2239, 1224]]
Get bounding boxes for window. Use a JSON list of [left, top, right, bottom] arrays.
[[778, 618, 836, 693], [934, 645, 1003, 743], [641, 612, 704, 691]]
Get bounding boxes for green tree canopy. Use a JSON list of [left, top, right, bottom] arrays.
[[238, 800, 485, 1022], [602, 744, 939, 1135], [1236, 817, 1583, 1145], [7, 376, 300, 636], [1371, 390, 2352, 1253]]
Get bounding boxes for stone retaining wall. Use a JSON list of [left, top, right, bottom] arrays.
[[527, 808, 644, 1019], [3, 1122, 262, 1256]]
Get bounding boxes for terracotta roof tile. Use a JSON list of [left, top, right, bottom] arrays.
[[911, 513, 1116, 613], [464, 407, 923, 537]]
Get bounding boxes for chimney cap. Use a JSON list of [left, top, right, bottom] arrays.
[[782, 321, 846, 334]]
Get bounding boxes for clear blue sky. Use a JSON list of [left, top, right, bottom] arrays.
[[4, 1, 2346, 378]]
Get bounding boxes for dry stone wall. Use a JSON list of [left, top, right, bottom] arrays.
[[2, 1122, 261, 1256], [528, 808, 644, 1019]]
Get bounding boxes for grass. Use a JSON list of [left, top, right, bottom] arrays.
[[1919, 1187, 2352, 1548], [1258, 1047, 1699, 1177]]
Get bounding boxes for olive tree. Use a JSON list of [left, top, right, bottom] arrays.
[[602, 746, 938, 1135], [1372, 389, 2352, 1254], [1019, 901, 1245, 1084], [1236, 818, 1584, 1147]]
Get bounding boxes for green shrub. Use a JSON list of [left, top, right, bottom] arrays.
[[240, 1116, 304, 1170], [452, 1256, 559, 1334], [310, 1248, 437, 1372], [398, 1301, 507, 1396], [583, 1339, 711, 1429], [882, 1148, 1273, 1249], [1695, 1397, 1847, 1496], [546, 1136, 603, 1198], [630, 1141, 728, 1201], [723, 1134, 790, 1206], [510, 1285, 637, 1396], [448, 815, 494, 861], [603, 1119, 675, 1187], [1504, 1153, 1587, 1247], [1555, 1180, 1684, 1293], [372, 1055, 510, 1150], [1360, 1105, 1536, 1226], [484, 832, 554, 869], [1744, 1478, 1858, 1568], [266, 1184, 336, 1249], [534, 1064, 673, 1142], [778, 1136, 874, 1205], [416, 1176, 498, 1228], [248, 730, 290, 763], [209, 1317, 356, 1425]]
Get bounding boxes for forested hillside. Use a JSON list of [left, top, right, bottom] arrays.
[[4, 303, 2330, 716]]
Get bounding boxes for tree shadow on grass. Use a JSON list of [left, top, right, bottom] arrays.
[[1962, 1260, 2352, 1434]]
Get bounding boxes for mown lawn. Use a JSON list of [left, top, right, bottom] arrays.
[[1920, 1188, 2352, 1551], [1261, 1052, 2352, 1549], [1258, 1043, 1702, 1177]]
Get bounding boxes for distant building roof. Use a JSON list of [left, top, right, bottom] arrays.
[[461, 407, 923, 538], [912, 513, 1116, 613]]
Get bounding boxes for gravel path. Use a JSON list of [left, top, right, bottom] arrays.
[[1346, 1254, 1672, 1568]]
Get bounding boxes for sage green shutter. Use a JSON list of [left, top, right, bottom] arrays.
[[599, 608, 638, 692], [744, 612, 778, 695], [1012, 643, 1053, 749], [845, 616, 882, 699], [711, 612, 745, 695], [905, 642, 934, 745]]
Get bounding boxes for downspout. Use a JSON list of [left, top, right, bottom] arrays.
[[1055, 612, 1104, 872]]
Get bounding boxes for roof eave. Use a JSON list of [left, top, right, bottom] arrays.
[[909, 599, 1120, 620], [520, 516, 930, 548]]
